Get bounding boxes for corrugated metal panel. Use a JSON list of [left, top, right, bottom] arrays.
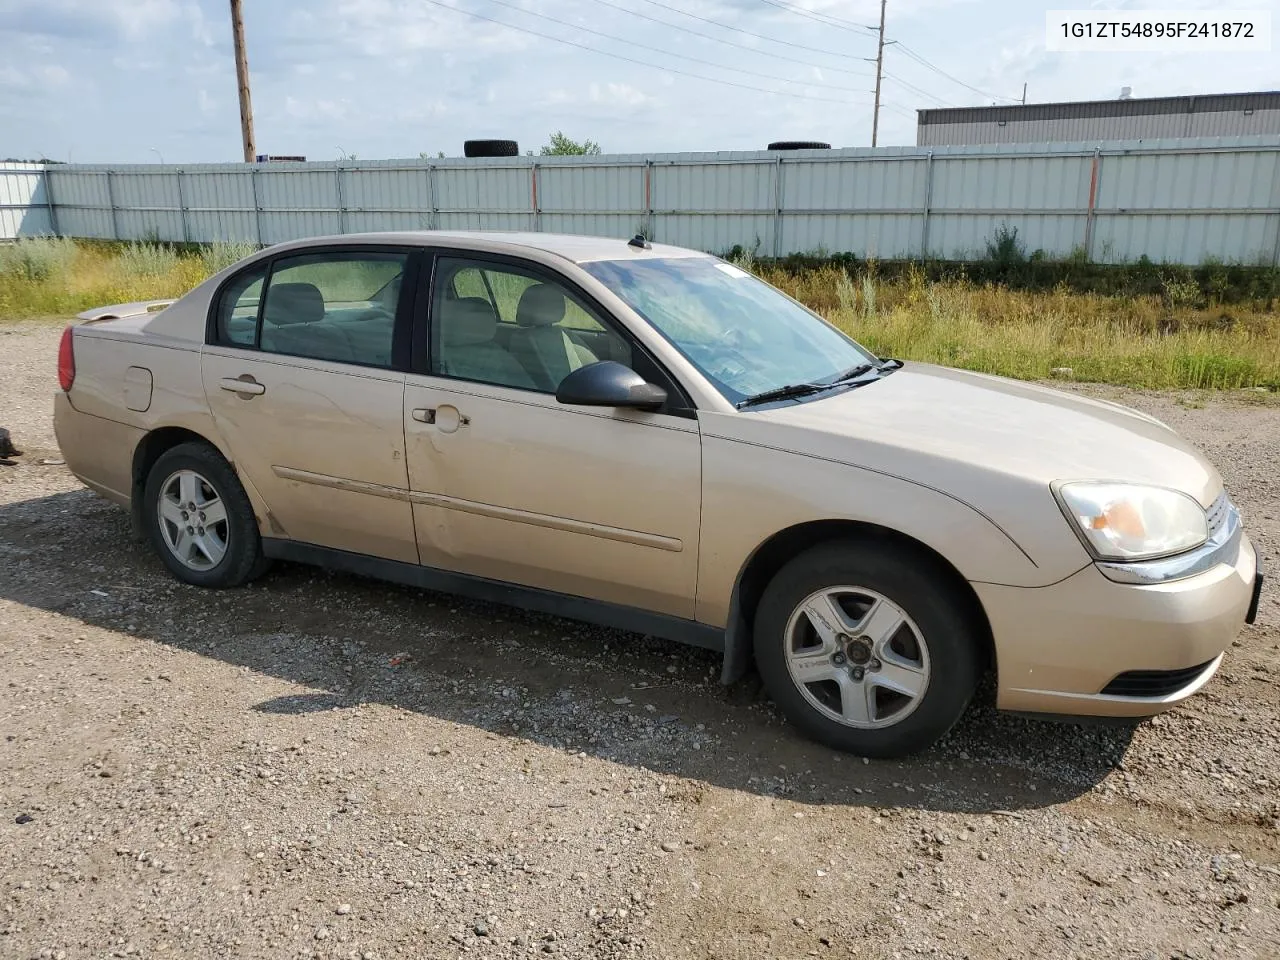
[[435, 166, 531, 215], [1093, 213, 1279, 263], [652, 160, 773, 211], [44, 170, 113, 239], [183, 170, 257, 243], [780, 214, 921, 259], [3, 138, 1278, 264], [927, 214, 1087, 259], [538, 164, 644, 213], [931, 154, 1091, 209], [0, 165, 51, 238]]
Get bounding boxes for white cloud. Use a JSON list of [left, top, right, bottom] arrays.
[[589, 83, 657, 107], [39, 64, 70, 86], [284, 96, 351, 123]]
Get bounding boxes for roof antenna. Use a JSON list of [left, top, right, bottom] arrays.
[[628, 234, 651, 250]]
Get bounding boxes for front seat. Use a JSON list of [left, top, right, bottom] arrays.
[[508, 284, 598, 390], [436, 297, 535, 388], [259, 282, 355, 362]]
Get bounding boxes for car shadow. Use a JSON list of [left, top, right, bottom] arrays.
[[0, 486, 1136, 813]]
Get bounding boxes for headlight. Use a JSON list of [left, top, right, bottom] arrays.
[[1055, 482, 1208, 561]]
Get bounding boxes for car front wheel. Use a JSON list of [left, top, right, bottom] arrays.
[[142, 441, 268, 588], [753, 540, 981, 758]]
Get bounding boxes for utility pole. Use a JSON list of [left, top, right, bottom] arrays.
[[230, 0, 256, 163], [1021, 82, 1028, 105], [871, 0, 887, 147]]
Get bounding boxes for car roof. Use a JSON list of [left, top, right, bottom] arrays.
[[263, 231, 712, 265]]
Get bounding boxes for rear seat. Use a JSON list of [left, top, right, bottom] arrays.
[[259, 282, 355, 363], [334, 314, 395, 367]]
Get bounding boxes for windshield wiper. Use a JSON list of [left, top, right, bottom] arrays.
[[736, 359, 901, 409], [830, 362, 878, 384], [736, 382, 830, 409]]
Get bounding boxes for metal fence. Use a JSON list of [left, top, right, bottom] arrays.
[[4, 136, 1280, 265]]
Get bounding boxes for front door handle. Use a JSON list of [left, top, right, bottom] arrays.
[[411, 405, 468, 432], [219, 376, 266, 397]]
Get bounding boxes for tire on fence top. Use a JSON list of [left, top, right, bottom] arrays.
[[463, 139, 520, 158], [767, 141, 832, 150]]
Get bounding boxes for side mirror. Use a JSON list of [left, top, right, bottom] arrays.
[[556, 361, 668, 410]]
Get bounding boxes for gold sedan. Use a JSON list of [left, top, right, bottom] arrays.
[[54, 232, 1262, 757]]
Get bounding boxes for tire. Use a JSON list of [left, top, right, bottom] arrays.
[[753, 540, 980, 758], [463, 139, 519, 158], [766, 140, 831, 150], [142, 441, 269, 588]]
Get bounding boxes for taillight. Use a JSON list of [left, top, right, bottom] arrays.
[[58, 326, 76, 392]]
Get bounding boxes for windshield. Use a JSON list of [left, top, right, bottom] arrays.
[[582, 257, 876, 405]]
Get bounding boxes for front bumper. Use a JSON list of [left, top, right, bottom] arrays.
[[975, 532, 1257, 717]]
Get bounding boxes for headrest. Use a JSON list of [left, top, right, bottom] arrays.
[[264, 282, 324, 325], [515, 283, 567, 328], [440, 297, 498, 346]]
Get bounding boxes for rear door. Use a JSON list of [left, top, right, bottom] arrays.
[[402, 252, 703, 618], [201, 246, 422, 562]]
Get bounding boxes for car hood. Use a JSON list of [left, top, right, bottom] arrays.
[[710, 363, 1223, 577]]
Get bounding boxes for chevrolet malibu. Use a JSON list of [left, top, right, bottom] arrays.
[[54, 231, 1263, 757]]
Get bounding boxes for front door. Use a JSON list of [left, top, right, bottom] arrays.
[[402, 254, 702, 618], [201, 247, 421, 563]]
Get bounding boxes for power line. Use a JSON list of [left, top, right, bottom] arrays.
[[418, 0, 864, 104], [588, 0, 880, 77], [624, 0, 875, 64], [754, 0, 880, 37], [892, 41, 1018, 103], [478, 0, 869, 92], [880, 102, 917, 120], [753, 0, 1020, 106], [883, 70, 957, 108]]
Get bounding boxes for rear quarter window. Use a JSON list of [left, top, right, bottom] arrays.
[[215, 265, 267, 346]]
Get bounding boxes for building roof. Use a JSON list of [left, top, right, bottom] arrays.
[[918, 91, 1280, 127]]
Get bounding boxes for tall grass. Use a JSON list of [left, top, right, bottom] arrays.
[[0, 238, 245, 319], [757, 262, 1280, 391], [1, 239, 1276, 391]]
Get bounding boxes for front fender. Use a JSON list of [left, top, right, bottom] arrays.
[[696, 435, 1047, 630]]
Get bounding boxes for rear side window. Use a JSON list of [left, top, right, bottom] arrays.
[[215, 266, 266, 347], [214, 251, 409, 368]]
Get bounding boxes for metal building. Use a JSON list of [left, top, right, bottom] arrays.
[[917, 91, 1280, 146]]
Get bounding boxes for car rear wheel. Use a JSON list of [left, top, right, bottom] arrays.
[[143, 442, 268, 588], [753, 541, 981, 758]]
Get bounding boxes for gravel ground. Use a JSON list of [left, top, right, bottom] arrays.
[[2, 320, 1278, 960]]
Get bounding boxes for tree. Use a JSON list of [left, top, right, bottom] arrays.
[[539, 131, 602, 156]]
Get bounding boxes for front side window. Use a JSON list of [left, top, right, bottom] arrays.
[[255, 251, 408, 367], [431, 257, 631, 393], [582, 257, 876, 405]]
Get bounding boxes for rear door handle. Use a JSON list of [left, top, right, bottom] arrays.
[[411, 407, 436, 423], [219, 376, 266, 397]]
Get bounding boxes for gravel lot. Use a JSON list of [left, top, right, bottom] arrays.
[[2, 319, 1278, 960]]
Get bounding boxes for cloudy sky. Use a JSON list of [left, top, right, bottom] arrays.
[[1, 0, 1276, 163]]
